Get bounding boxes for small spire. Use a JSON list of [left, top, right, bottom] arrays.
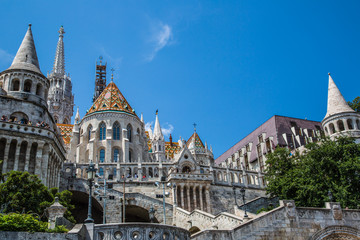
[[153, 111, 163, 140], [156, 109, 158, 115], [75, 107, 80, 123], [140, 113, 144, 122], [169, 134, 173, 146]]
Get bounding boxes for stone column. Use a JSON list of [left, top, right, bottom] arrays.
[[122, 128, 128, 163], [13, 142, 21, 171], [41, 152, 50, 186], [344, 120, 350, 130], [34, 142, 44, 177], [193, 185, 198, 210], [2, 142, 10, 173], [334, 121, 340, 132], [205, 186, 211, 212], [180, 184, 184, 209], [187, 185, 191, 211], [199, 185, 203, 211], [24, 141, 33, 171]]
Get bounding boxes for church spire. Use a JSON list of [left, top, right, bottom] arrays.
[[153, 110, 164, 140], [8, 24, 42, 75], [52, 26, 65, 75], [324, 73, 354, 119]]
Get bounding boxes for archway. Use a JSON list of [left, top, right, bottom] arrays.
[[189, 226, 201, 235], [70, 190, 103, 224], [125, 205, 158, 223], [311, 226, 360, 240]]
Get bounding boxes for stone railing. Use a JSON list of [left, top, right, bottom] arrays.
[[0, 121, 66, 154], [93, 223, 190, 240], [176, 207, 242, 231], [168, 173, 213, 181]]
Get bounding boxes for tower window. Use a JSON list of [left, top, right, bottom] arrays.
[[113, 122, 120, 140], [12, 79, 20, 91], [100, 149, 105, 163], [88, 125, 93, 141], [127, 124, 132, 142], [24, 80, 32, 92], [99, 122, 106, 140], [114, 149, 119, 162]]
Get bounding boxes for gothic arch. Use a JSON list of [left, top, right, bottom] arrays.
[[347, 119, 353, 130], [11, 79, 20, 91], [310, 225, 360, 240]]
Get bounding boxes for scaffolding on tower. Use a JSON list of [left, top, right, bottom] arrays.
[[93, 56, 107, 102]]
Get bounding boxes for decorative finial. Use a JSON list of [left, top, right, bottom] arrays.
[[193, 123, 197, 132], [58, 26, 65, 36], [99, 56, 103, 65], [28, 23, 32, 28], [156, 109, 158, 115], [110, 68, 115, 82], [328, 72, 331, 76]]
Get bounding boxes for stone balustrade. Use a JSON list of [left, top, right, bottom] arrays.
[[93, 223, 190, 240]]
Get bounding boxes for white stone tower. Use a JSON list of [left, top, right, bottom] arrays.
[[47, 26, 74, 124], [322, 73, 360, 141], [151, 111, 166, 162]]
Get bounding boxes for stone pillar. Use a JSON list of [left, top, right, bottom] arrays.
[[2, 142, 10, 173], [334, 121, 340, 132], [41, 152, 50, 186], [193, 185, 198, 210], [199, 185, 203, 211], [13, 142, 21, 171], [344, 120, 350, 130], [180, 184, 184, 209], [122, 128, 128, 163], [205, 186, 211, 212], [34, 143, 44, 177], [24, 141, 33, 171], [187, 185, 191, 211]]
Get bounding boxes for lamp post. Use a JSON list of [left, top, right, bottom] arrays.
[[155, 176, 175, 224], [149, 206, 156, 223], [232, 186, 248, 218], [85, 161, 96, 223]]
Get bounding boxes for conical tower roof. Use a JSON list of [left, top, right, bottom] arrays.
[[8, 24, 43, 75], [86, 82, 137, 117], [324, 73, 354, 119], [186, 132, 205, 149]]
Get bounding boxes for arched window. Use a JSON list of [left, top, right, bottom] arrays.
[[99, 167, 104, 176], [88, 125, 93, 141], [12, 79, 20, 91], [36, 84, 42, 96], [99, 149, 105, 163], [347, 119, 354, 130], [24, 80, 32, 92], [99, 122, 106, 140], [329, 123, 336, 134], [113, 122, 120, 140], [127, 124, 132, 142], [114, 149, 119, 162], [337, 120, 345, 131]]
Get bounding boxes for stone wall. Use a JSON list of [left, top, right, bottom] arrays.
[[192, 200, 360, 240], [0, 231, 80, 240]]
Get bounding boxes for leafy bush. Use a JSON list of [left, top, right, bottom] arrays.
[[0, 213, 47, 233]]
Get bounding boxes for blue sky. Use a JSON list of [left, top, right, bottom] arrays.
[[1, 1, 360, 158]]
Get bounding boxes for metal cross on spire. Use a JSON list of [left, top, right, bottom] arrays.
[[110, 68, 114, 82], [193, 123, 197, 132]]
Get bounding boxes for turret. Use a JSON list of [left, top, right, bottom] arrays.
[[0, 24, 49, 108], [322, 73, 360, 141], [152, 111, 165, 162]]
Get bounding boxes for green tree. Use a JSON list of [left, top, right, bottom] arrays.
[[0, 171, 75, 223], [264, 136, 360, 208], [348, 96, 360, 112]]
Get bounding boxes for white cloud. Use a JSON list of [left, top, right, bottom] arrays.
[[0, 48, 14, 66], [145, 121, 154, 131], [146, 23, 173, 61], [145, 121, 174, 138], [161, 122, 174, 137]]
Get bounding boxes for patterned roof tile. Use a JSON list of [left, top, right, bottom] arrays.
[[57, 123, 73, 145]]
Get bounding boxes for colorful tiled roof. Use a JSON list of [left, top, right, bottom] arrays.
[[165, 142, 181, 158], [186, 132, 205, 149], [57, 123, 73, 145], [145, 131, 181, 158], [86, 82, 137, 117]]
